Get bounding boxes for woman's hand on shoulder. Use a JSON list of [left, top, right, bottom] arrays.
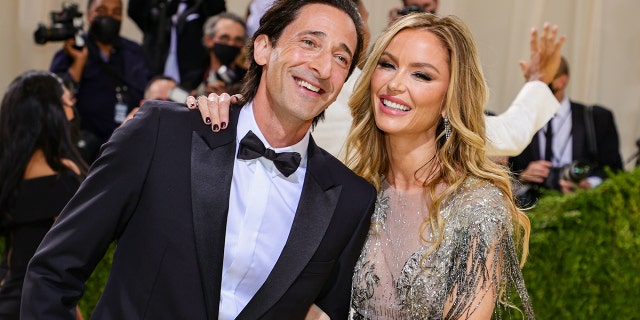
[[186, 93, 242, 132]]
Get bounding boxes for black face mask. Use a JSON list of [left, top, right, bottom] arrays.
[[90, 16, 121, 45], [212, 43, 241, 66]]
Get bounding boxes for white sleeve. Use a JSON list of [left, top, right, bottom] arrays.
[[485, 81, 559, 156]]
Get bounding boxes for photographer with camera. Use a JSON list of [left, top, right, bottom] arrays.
[[192, 12, 247, 98], [48, 0, 150, 164], [388, 0, 437, 26], [510, 56, 623, 206]]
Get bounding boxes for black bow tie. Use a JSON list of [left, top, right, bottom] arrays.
[[237, 130, 302, 177]]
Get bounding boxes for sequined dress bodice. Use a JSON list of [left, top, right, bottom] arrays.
[[350, 177, 534, 320]]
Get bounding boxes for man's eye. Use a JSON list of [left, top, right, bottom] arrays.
[[336, 55, 349, 66]]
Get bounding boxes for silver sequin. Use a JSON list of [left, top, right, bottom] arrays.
[[350, 176, 534, 320]]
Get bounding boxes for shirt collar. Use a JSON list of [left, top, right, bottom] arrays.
[[556, 95, 571, 119], [236, 101, 310, 169]]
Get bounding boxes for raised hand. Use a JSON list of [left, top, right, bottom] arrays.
[[519, 22, 566, 84]]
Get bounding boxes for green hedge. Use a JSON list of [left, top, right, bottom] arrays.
[[523, 166, 640, 319]]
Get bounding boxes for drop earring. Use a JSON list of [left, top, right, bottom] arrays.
[[443, 116, 451, 141]]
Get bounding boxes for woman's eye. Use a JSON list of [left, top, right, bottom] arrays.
[[414, 72, 433, 81], [378, 61, 395, 69]]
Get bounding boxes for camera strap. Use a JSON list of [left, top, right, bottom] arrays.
[[98, 59, 144, 97], [584, 105, 598, 159]]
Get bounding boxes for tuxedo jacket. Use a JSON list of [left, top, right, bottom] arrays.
[[509, 100, 623, 185], [22, 101, 376, 319]]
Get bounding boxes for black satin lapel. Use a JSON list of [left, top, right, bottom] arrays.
[[531, 131, 542, 160], [571, 103, 587, 159], [191, 132, 235, 320], [237, 146, 341, 319]]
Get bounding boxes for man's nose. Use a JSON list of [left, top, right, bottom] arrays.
[[309, 50, 333, 79]]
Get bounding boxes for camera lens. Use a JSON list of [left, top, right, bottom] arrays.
[[560, 161, 591, 183]]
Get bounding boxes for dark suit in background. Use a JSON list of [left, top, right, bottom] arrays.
[[509, 56, 623, 206], [21, 102, 376, 319], [510, 101, 623, 198], [128, 0, 227, 90]]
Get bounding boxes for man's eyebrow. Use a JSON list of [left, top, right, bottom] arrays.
[[301, 30, 354, 60]]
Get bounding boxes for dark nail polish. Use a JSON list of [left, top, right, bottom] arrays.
[[212, 124, 220, 131], [221, 122, 227, 129], [205, 117, 211, 124], [189, 102, 196, 108]]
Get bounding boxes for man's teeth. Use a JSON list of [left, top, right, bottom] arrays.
[[382, 99, 410, 111], [297, 80, 320, 93]]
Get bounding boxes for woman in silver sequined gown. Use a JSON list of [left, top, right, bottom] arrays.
[[341, 13, 561, 320]]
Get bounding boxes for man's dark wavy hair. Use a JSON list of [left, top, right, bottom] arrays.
[[239, 0, 365, 126]]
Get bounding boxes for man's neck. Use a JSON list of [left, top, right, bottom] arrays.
[[96, 41, 113, 58], [251, 98, 312, 148]]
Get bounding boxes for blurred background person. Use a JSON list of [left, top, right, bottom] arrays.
[[56, 73, 101, 165], [51, 0, 150, 164], [128, 0, 226, 91], [193, 12, 247, 97], [388, 0, 438, 26], [141, 75, 180, 103], [122, 75, 183, 125], [509, 56, 623, 206], [0, 70, 88, 319]]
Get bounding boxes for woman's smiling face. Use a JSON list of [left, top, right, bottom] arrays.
[[371, 28, 450, 139]]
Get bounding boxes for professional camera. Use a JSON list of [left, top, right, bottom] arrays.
[[543, 160, 592, 190], [559, 161, 592, 183], [34, 2, 85, 47], [397, 4, 425, 16]]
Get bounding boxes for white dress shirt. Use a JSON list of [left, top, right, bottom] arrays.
[[538, 95, 572, 167], [219, 102, 310, 320]]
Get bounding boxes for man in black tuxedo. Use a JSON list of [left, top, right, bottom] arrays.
[[510, 56, 623, 205], [21, 0, 375, 319]]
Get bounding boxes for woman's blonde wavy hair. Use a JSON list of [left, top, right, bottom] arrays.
[[343, 13, 530, 265]]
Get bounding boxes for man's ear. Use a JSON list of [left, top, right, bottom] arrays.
[[253, 34, 271, 66], [203, 35, 214, 49]]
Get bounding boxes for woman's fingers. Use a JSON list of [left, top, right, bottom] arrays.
[[186, 93, 238, 131]]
